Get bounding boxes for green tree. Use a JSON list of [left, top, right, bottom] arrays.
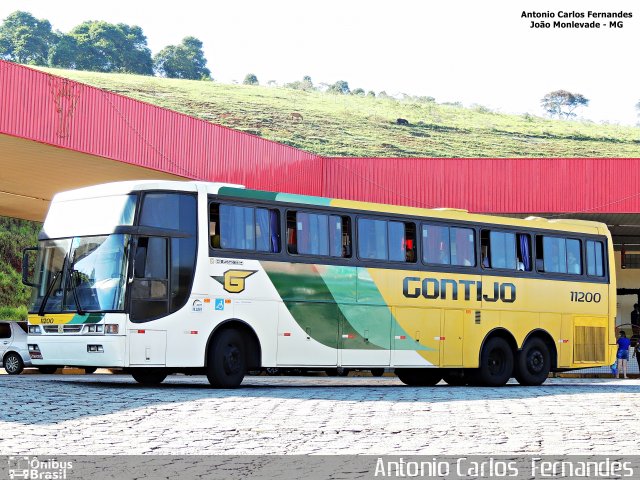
[[541, 90, 589, 119], [0, 217, 40, 309], [48, 33, 80, 69], [154, 36, 211, 80], [351, 88, 365, 96], [243, 73, 259, 85], [328, 80, 350, 94], [68, 21, 153, 74], [0, 11, 55, 65]]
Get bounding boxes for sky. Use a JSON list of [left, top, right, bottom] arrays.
[[2, 0, 639, 124]]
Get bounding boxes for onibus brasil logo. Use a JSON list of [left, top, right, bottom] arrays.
[[8, 456, 73, 479]]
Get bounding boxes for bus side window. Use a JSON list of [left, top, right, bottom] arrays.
[[586, 240, 605, 277], [211, 203, 280, 253]]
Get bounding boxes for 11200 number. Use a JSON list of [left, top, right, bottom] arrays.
[[570, 291, 601, 303]]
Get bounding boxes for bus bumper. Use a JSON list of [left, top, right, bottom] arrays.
[[27, 335, 126, 368]]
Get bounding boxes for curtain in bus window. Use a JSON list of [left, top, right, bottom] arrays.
[[388, 221, 406, 262], [566, 239, 582, 274], [587, 241, 604, 276], [422, 225, 450, 264], [220, 205, 255, 250], [358, 218, 387, 260], [490, 231, 516, 269], [451, 227, 474, 266], [518, 234, 531, 271], [329, 216, 343, 257], [269, 210, 280, 253], [255, 208, 270, 252], [316, 214, 330, 255], [543, 237, 566, 273]]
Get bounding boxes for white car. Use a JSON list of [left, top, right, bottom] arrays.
[[1, 320, 32, 375]]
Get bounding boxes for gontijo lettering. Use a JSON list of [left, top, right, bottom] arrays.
[[403, 277, 516, 303]]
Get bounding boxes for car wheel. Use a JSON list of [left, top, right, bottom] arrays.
[[477, 337, 514, 387], [515, 338, 551, 386], [3, 352, 24, 375], [38, 366, 58, 374], [84, 367, 98, 374], [370, 368, 385, 377], [396, 368, 442, 386], [131, 368, 167, 385], [206, 329, 246, 388]]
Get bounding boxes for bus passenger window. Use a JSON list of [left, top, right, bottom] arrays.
[[288, 211, 351, 258], [586, 240, 605, 277], [422, 224, 450, 265], [566, 239, 582, 275], [359, 218, 415, 263], [537, 236, 580, 274], [210, 203, 280, 253], [482, 230, 516, 270], [451, 227, 475, 266], [422, 224, 474, 267]]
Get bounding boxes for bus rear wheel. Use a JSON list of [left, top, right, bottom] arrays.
[[206, 329, 246, 388], [131, 368, 167, 385], [477, 337, 514, 387], [515, 338, 551, 386], [396, 368, 442, 386]]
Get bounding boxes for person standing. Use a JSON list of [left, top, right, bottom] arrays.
[[617, 330, 631, 379], [632, 304, 640, 337]]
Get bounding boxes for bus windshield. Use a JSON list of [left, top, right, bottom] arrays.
[[30, 234, 130, 314]]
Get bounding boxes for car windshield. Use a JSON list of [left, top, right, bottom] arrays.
[[30, 234, 130, 314]]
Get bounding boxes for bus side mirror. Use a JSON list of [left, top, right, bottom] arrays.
[[22, 247, 38, 287]]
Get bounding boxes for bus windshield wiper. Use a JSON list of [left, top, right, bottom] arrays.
[[37, 270, 62, 317], [67, 255, 85, 316]]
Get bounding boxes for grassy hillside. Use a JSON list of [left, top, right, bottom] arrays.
[[39, 67, 640, 158]]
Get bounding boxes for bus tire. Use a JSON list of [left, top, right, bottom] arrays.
[[84, 367, 97, 374], [442, 369, 468, 386], [206, 329, 246, 388], [370, 368, 385, 377], [396, 368, 442, 386], [131, 368, 167, 385], [477, 337, 514, 387], [515, 338, 551, 386], [3, 352, 24, 375]]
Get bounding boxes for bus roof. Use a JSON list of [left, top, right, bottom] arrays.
[[53, 180, 608, 236], [213, 186, 609, 236]]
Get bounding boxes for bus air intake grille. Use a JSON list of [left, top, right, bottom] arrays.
[[43, 325, 83, 334], [573, 326, 605, 362]]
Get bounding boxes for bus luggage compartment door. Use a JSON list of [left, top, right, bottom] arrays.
[[129, 330, 167, 366]]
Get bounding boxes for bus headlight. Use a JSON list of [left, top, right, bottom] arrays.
[[29, 325, 41, 334], [84, 325, 104, 334], [105, 324, 119, 334]]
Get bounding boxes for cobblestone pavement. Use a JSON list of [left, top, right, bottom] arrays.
[[1, 374, 639, 455]]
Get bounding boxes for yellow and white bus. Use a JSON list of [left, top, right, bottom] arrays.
[[23, 180, 616, 387]]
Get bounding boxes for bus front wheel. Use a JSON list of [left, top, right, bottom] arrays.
[[206, 329, 246, 388], [477, 337, 514, 387], [515, 338, 551, 386], [396, 368, 442, 386], [131, 368, 167, 385]]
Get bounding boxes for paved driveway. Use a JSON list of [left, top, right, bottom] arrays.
[[1, 375, 638, 455]]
